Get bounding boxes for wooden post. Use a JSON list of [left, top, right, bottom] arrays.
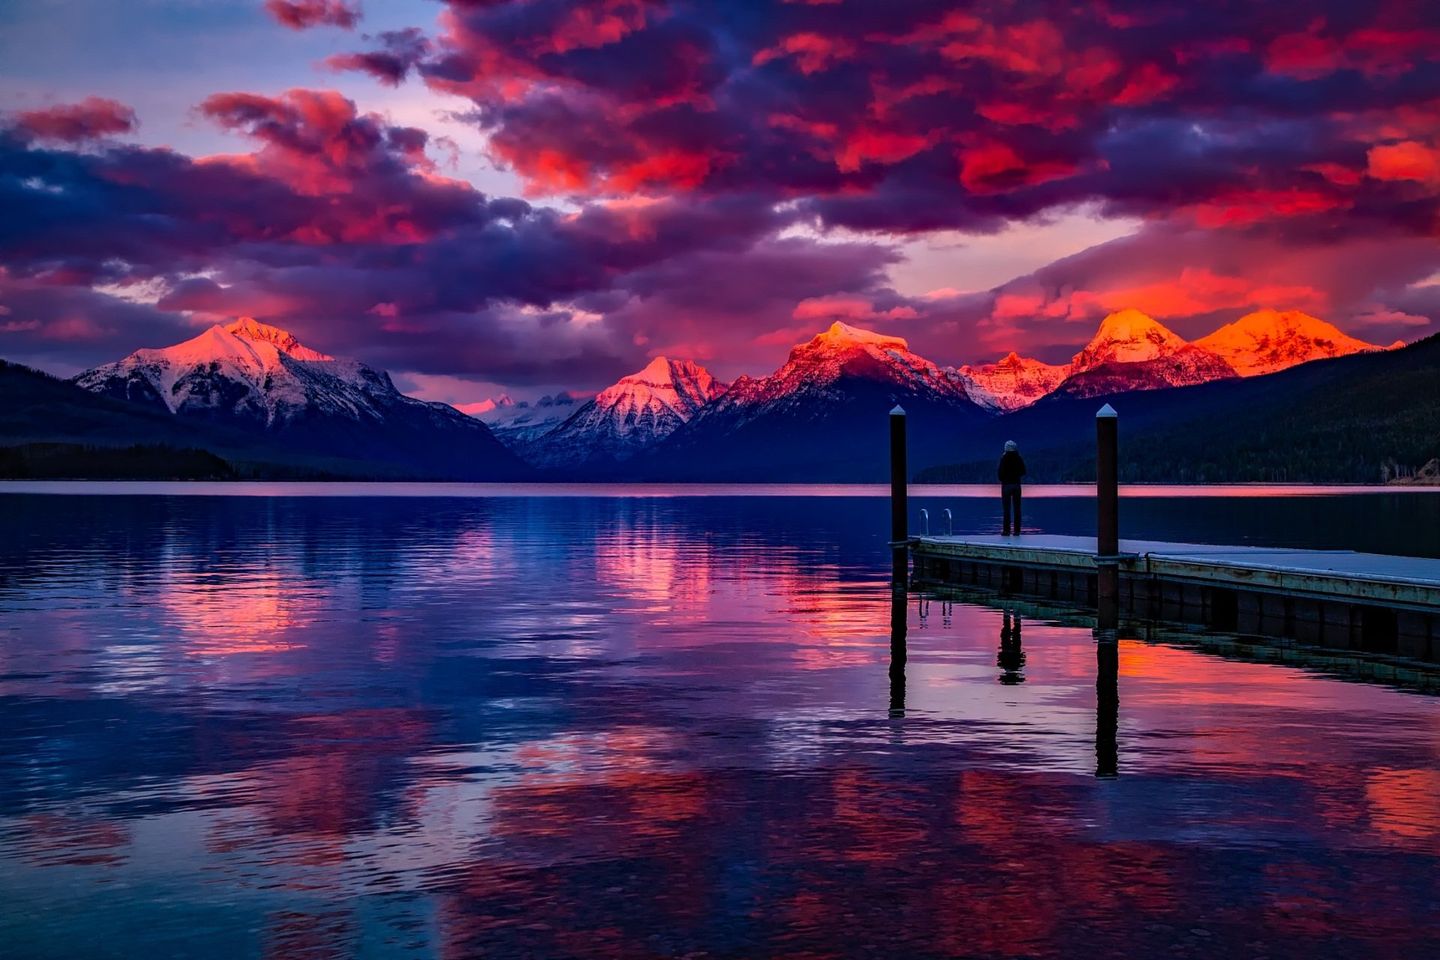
[[890, 405, 908, 587], [1096, 404, 1119, 628]]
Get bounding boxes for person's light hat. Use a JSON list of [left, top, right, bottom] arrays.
[[1004, 440, 1018, 452]]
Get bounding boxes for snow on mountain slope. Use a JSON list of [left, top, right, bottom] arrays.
[[639, 322, 989, 481], [526, 358, 726, 467], [1069, 309, 1197, 370], [714, 322, 974, 417], [1194, 309, 1391, 377], [958, 352, 1070, 412], [1054, 309, 1238, 398], [74, 318, 378, 424], [465, 392, 584, 448], [73, 318, 526, 478]]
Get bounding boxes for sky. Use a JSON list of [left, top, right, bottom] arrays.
[[1, 0, 1438, 405]]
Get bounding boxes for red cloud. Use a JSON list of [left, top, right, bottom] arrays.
[[14, 98, 137, 143], [754, 32, 857, 74], [958, 141, 1077, 195], [1368, 141, 1440, 187], [189, 88, 483, 243], [1186, 187, 1352, 228], [1114, 63, 1180, 106], [536, 0, 656, 55], [264, 0, 359, 31], [837, 129, 931, 173], [1264, 25, 1342, 79]]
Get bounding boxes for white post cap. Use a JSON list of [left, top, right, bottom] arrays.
[[1096, 403, 1118, 418], [890, 405, 906, 416]]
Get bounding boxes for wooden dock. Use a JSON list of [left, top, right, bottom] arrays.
[[910, 534, 1440, 661]]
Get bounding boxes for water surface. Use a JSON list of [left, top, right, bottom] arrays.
[[1, 489, 1437, 958]]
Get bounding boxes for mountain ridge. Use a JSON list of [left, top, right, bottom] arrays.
[[525, 356, 728, 469], [71, 318, 528, 480]]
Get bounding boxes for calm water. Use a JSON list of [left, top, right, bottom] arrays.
[[1, 487, 1437, 959]]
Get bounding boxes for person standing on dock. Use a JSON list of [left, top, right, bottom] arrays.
[[998, 440, 1026, 536]]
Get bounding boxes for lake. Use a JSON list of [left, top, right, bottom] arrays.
[[1, 485, 1437, 959]]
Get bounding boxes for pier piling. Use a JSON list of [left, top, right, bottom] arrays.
[[890, 405, 908, 587], [889, 589, 907, 717], [1096, 404, 1120, 628]]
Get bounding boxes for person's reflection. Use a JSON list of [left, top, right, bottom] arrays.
[[1095, 630, 1119, 779], [997, 609, 1025, 684], [889, 588, 907, 718]]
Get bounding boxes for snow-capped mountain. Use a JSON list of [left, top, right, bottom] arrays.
[[77, 317, 375, 424], [716, 322, 973, 416], [526, 357, 727, 468], [1194, 309, 1392, 377], [959, 352, 1070, 412], [74, 318, 526, 479], [465, 392, 584, 449], [1052, 309, 1238, 398], [642, 322, 989, 481]]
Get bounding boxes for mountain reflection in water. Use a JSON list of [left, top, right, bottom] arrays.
[[0, 492, 1437, 959]]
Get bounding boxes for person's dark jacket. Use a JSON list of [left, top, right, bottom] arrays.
[[997, 451, 1027, 484]]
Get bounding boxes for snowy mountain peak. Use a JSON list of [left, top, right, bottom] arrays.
[[812, 321, 910, 352], [522, 359, 728, 468], [75, 318, 390, 425], [223, 317, 332, 362], [69, 319, 525, 478], [1071, 309, 1191, 371], [627, 356, 682, 383], [712, 322, 977, 417], [1056, 309, 1237, 398], [600, 357, 726, 414], [467, 391, 582, 448], [1195, 309, 1388, 377], [959, 352, 1070, 412], [778, 321, 967, 394], [460, 394, 517, 417]]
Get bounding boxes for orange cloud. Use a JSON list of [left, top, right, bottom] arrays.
[[1367, 140, 1440, 187]]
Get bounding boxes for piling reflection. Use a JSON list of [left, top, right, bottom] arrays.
[[889, 588, 907, 717], [998, 609, 1026, 684], [1095, 630, 1119, 779]]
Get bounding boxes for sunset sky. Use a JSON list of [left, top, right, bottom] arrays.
[[2, 0, 1439, 404]]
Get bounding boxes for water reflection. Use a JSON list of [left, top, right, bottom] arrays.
[[1095, 631, 1119, 780], [998, 609, 1026, 685], [0, 493, 1438, 959], [889, 587, 906, 718]]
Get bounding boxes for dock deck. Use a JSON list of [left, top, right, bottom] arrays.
[[909, 534, 1440, 659]]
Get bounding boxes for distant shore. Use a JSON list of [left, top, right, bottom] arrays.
[[4, 480, 1440, 497]]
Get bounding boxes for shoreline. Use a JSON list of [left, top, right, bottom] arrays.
[[3, 479, 1439, 497]]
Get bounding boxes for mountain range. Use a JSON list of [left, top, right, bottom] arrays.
[[520, 357, 728, 470], [0, 307, 1425, 482], [62, 318, 528, 480], [479, 309, 1400, 478]]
